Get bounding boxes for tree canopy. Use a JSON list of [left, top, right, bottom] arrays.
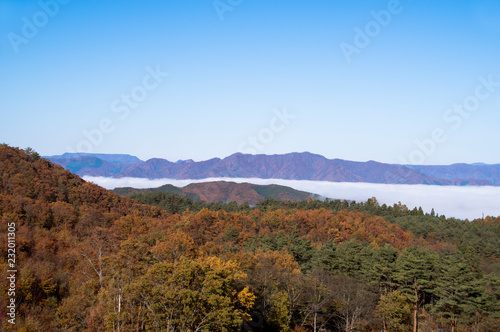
[[0, 145, 499, 331]]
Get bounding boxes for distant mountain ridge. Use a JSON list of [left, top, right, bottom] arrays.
[[112, 181, 320, 205], [45, 152, 500, 186], [48, 152, 142, 164]]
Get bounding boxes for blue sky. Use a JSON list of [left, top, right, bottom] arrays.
[[1, 0, 500, 164]]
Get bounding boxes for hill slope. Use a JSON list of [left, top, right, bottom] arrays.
[[1, 145, 499, 331], [113, 181, 319, 205]]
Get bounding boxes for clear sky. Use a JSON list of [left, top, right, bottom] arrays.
[[1, 0, 499, 164]]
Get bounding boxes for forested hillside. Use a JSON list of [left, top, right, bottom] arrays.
[[1, 145, 499, 331], [112, 181, 317, 205]]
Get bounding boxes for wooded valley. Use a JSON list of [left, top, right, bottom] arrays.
[[0, 145, 499, 331]]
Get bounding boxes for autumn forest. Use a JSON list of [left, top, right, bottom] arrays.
[[0, 145, 499, 332]]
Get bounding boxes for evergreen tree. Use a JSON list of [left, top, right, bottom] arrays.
[[335, 240, 373, 277], [393, 246, 437, 332], [369, 243, 399, 294], [432, 250, 488, 332]]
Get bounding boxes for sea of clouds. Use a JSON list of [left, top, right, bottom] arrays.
[[83, 176, 500, 220]]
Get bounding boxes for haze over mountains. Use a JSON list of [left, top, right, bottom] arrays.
[[46, 152, 500, 186]]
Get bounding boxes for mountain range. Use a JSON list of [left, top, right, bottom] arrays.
[[45, 152, 500, 186]]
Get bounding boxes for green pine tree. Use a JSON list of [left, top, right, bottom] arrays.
[[393, 246, 437, 332], [432, 250, 488, 332]]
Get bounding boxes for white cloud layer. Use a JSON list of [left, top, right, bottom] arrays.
[[83, 176, 500, 220]]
